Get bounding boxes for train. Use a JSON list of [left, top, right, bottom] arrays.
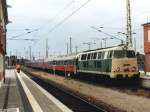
[[26, 44, 140, 79]]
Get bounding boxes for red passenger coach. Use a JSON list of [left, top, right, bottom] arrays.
[[143, 23, 150, 75], [45, 55, 78, 76]]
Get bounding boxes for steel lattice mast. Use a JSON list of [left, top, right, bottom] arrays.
[[126, 0, 132, 48]]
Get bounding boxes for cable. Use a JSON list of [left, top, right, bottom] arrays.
[[8, 38, 38, 41], [29, 0, 75, 39], [38, 1, 75, 30], [24, 1, 76, 46], [8, 29, 39, 39], [34, 0, 91, 45], [8, 1, 75, 40]]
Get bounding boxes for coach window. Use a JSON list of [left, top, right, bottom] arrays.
[[68, 60, 71, 65], [69, 60, 72, 65], [55, 61, 57, 65], [60, 61, 62, 65], [53, 61, 56, 65], [73, 60, 75, 65], [71, 60, 73, 65], [64, 60, 67, 65]]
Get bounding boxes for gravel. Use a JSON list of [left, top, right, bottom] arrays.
[[24, 68, 150, 112]]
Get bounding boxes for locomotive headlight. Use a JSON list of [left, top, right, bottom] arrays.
[[131, 66, 136, 72], [113, 67, 121, 72], [116, 67, 120, 72]]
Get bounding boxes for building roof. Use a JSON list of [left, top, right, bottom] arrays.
[[142, 22, 150, 26]]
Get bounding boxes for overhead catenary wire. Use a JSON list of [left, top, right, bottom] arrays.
[[37, 0, 75, 30], [7, 38, 38, 41], [26, 1, 76, 41], [45, 0, 91, 35], [7, 1, 75, 40], [33, 0, 92, 46], [8, 29, 39, 39]]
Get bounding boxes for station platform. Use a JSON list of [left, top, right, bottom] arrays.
[[0, 70, 72, 112]]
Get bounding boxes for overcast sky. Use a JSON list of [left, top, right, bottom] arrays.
[[6, 0, 150, 59]]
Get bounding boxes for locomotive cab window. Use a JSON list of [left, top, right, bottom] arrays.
[[126, 51, 135, 58], [113, 50, 136, 58], [114, 51, 125, 58]]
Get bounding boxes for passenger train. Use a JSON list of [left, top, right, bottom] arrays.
[[26, 44, 140, 79]]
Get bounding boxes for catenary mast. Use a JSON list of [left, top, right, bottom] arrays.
[[126, 0, 132, 48]]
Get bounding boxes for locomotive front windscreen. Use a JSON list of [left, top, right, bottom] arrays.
[[113, 50, 135, 58]]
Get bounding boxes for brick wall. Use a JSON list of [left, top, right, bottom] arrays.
[[143, 23, 150, 73], [0, 25, 5, 54], [145, 54, 150, 72], [144, 24, 150, 53], [0, 0, 8, 85]]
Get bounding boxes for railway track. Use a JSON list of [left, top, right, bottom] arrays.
[[24, 67, 150, 99], [73, 75, 150, 98], [28, 75, 108, 112]]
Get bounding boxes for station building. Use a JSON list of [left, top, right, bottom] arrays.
[[143, 23, 150, 75], [0, 0, 8, 87]]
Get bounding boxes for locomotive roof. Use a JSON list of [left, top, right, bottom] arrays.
[[80, 44, 134, 54]]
